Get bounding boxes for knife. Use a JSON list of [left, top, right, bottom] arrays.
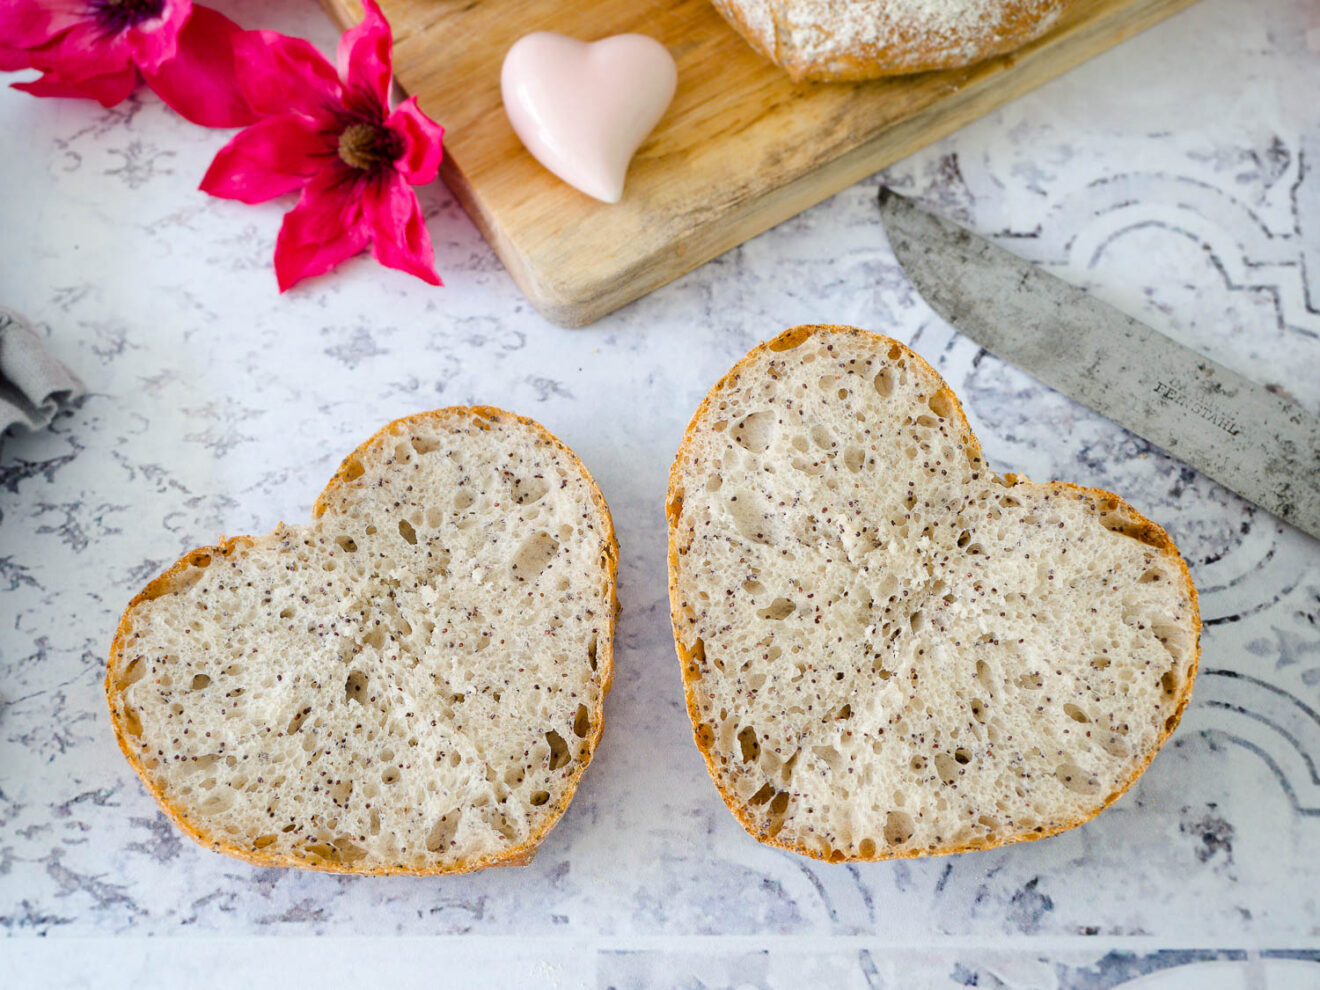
[[877, 188, 1320, 542]]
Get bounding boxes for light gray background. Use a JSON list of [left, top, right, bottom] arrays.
[[2, 0, 1318, 986]]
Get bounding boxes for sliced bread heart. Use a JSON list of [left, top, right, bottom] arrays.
[[107, 407, 618, 874], [666, 325, 1200, 862]]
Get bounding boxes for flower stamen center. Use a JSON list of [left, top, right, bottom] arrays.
[[338, 122, 400, 172], [90, 0, 167, 34]]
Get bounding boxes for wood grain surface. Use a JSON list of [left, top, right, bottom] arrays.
[[319, 0, 1200, 326]]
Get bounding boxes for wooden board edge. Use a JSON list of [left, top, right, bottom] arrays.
[[437, 157, 556, 322]]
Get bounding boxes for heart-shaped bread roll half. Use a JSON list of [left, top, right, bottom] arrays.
[[108, 408, 617, 875], [666, 326, 1199, 862]]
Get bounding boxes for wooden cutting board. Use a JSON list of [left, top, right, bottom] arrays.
[[320, 0, 1199, 326]]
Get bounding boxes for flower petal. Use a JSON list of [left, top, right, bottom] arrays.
[[386, 97, 444, 186], [0, 41, 36, 72], [337, 0, 392, 111], [363, 174, 441, 285], [142, 5, 258, 127], [0, 0, 86, 50], [124, 0, 190, 74], [25, 18, 134, 82], [200, 113, 333, 204], [13, 64, 137, 107], [232, 28, 340, 119], [274, 173, 370, 291]]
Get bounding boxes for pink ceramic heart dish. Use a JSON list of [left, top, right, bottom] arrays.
[[501, 32, 678, 204]]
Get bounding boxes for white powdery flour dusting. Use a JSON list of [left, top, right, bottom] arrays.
[[715, 0, 1066, 77]]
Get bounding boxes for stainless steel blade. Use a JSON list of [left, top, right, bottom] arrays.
[[878, 187, 1320, 541]]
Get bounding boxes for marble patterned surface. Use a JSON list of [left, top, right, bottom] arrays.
[[1, 0, 1318, 985]]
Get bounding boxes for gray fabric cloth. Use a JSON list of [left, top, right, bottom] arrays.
[[0, 307, 85, 443]]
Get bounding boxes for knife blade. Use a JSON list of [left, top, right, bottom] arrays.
[[877, 187, 1320, 542]]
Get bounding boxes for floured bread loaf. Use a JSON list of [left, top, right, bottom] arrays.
[[667, 326, 1199, 862], [108, 407, 618, 875], [712, 0, 1081, 82]]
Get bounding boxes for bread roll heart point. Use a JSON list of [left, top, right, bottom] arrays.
[[501, 32, 677, 204]]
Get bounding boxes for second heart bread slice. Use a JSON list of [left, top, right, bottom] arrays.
[[667, 325, 1200, 862], [108, 407, 618, 874]]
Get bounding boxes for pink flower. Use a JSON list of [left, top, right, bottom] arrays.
[[199, 0, 444, 290], [1, 0, 256, 126]]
